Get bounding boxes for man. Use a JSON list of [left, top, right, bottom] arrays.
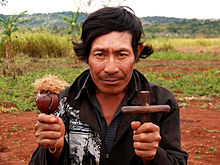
[[29, 6, 188, 165]]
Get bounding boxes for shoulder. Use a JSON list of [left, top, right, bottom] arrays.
[[58, 69, 90, 99], [59, 86, 71, 99], [133, 69, 177, 107], [149, 81, 173, 97], [149, 81, 178, 109]]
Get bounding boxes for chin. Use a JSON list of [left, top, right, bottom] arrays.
[[100, 87, 125, 95]]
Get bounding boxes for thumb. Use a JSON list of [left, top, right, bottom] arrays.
[[131, 121, 141, 132]]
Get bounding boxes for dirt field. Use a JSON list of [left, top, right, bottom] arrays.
[[0, 59, 219, 164], [0, 98, 219, 165]]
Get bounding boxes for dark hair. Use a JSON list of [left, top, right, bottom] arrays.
[[73, 6, 153, 62]]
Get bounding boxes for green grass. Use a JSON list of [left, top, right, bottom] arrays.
[[148, 51, 219, 60], [0, 57, 87, 111], [145, 69, 219, 97], [0, 49, 219, 111], [146, 38, 220, 56]]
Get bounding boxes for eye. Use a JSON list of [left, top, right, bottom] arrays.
[[119, 53, 127, 56], [95, 53, 103, 57], [118, 52, 128, 58]]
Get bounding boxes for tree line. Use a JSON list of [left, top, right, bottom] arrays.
[[1, 12, 219, 38], [143, 17, 220, 38]]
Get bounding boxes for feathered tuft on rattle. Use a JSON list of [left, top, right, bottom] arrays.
[[33, 74, 68, 94]]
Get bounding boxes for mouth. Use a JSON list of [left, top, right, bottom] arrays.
[[101, 78, 123, 85]]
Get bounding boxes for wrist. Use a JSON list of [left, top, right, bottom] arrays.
[[48, 137, 64, 163], [48, 146, 63, 165], [142, 159, 150, 165]]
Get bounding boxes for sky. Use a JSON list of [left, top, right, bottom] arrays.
[[0, 0, 219, 19]]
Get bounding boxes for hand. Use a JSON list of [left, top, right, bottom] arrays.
[[34, 113, 65, 158], [131, 121, 161, 164]]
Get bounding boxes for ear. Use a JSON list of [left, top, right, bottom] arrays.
[[136, 44, 144, 59]]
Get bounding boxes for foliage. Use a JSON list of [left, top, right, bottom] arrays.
[[209, 146, 216, 151], [16, 12, 86, 34], [148, 51, 219, 60], [141, 16, 185, 25], [0, 49, 219, 112], [0, 11, 31, 78], [60, 10, 83, 64], [1, 33, 219, 59], [60, 10, 82, 42], [146, 38, 220, 58], [145, 69, 219, 98], [0, 32, 73, 58], [0, 57, 87, 112], [0, 11, 31, 46], [1, 12, 220, 38], [143, 18, 220, 38]]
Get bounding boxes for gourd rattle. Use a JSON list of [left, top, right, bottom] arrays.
[[33, 75, 68, 114]]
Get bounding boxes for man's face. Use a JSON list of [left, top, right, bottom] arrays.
[[88, 31, 137, 95]]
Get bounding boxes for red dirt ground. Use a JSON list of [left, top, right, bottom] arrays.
[[0, 97, 219, 165]]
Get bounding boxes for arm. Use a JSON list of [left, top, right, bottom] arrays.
[[131, 103, 188, 165], [149, 104, 188, 165], [28, 135, 69, 165], [131, 85, 188, 164]]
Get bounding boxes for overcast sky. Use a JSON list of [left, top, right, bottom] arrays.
[[0, 0, 219, 19]]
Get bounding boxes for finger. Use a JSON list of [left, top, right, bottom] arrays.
[[38, 113, 59, 124], [57, 116, 65, 127], [133, 141, 159, 151], [135, 149, 156, 160], [135, 122, 160, 134], [36, 123, 61, 132], [36, 131, 62, 140], [36, 139, 57, 148], [131, 121, 141, 132], [133, 132, 153, 142], [133, 132, 161, 143], [34, 121, 40, 131]]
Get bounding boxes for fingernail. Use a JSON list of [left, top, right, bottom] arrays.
[[50, 117, 56, 122]]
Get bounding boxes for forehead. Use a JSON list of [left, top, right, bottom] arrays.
[[91, 31, 132, 50]]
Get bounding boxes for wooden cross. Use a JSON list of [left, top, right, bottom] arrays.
[[121, 91, 170, 123]]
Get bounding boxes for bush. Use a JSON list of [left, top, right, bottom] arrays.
[[0, 32, 74, 58]]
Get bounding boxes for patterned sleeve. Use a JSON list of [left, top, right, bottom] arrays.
[[54, 96, 70, 144]]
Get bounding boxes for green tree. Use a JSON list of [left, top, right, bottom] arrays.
[[61, 10, 82, 43], [0, 10, 31, 77]]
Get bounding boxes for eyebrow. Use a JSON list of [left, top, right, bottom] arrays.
[[91, 47, 130, 53]]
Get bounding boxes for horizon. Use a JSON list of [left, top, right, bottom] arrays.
[[1, 10, 219, 21], [0, 0, 220, 20]]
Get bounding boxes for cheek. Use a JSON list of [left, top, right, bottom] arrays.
[[89, 60, 104, 78], [120, 61, 135, 77]]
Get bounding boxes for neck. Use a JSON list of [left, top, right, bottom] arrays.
[[96, 90, 127, 126]]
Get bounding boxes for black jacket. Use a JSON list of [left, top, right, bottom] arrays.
[[29, 69, 188, 165]]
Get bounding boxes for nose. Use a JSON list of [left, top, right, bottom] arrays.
[[104, 55, 119, 75]]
